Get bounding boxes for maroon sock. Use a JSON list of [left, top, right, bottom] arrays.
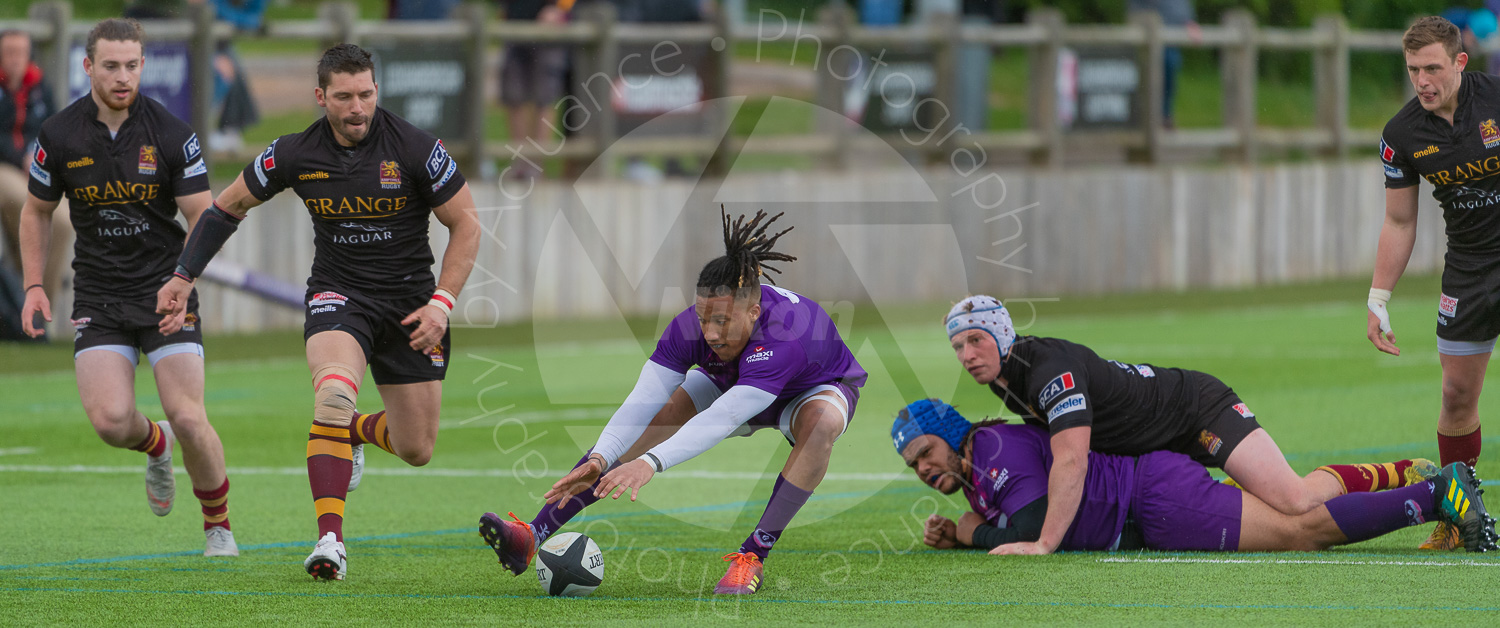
[[128, 419, 169, 457], [194, 479, 231, 531], [1438, 426, 1482, 468], [308, 421, 353, 541]]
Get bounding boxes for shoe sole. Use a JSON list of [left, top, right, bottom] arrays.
[[478, 513, 528, 576], [1454, 466, 1498, 553], [306, 558, 343, 580]]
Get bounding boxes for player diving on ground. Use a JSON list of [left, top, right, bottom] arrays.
[[894, 398, 1498, 553], [944, 295, 1453, 555], [479, 208, 866, 595]]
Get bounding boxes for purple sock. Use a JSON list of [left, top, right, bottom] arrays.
[[530, 452, 614, 545], [1325, 480, 1438, 543], [739, 475, 813, 560]]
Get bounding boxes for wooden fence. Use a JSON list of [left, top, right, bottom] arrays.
[[2, 2, 1412, 172]]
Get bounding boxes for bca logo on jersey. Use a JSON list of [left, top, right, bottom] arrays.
[[254, 139, 278, 186], [183, 134, 201, 162], [29, 143, 49, 186], [1038, 372, 1075, 407], [426, 140, 450, 179]]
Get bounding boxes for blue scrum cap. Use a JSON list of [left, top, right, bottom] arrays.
[[891, 398, 972, 456]]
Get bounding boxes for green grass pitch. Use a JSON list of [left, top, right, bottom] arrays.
[[1, 275, 1496, 625]]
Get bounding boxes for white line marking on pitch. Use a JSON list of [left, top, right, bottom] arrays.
[[0, 464, 913, 482], [1098, 557, 1499, 567], [0, 448, 38, 457]]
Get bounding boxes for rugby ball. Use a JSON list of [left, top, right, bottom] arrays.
[[535, 532, 604, 597]]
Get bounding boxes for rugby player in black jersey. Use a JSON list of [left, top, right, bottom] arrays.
[[945, 296, 1439, 556], [17, 19, 237, 557], [1370, 16, 1495, 551], [156, 44, 480, 580]]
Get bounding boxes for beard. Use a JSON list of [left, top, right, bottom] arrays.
[[98, 85, 136, 111], [332, 114, 370, 145]]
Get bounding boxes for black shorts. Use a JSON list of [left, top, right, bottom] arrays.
[[1436, 258, 1500, 343], [1166, 373, 1262, 469], [72, 295, 203, 363], [303, 287, 450, 386]]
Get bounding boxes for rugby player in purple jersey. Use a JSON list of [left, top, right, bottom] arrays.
[[479, 209, 867, 594], [894, 399, 1497, 554], [946, 295, 1442, 556]]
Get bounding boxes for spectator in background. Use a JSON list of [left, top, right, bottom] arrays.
[[497, 0, 573, 181], [389, 0, 462, 20], [0, 30, 68, 330], [1127, 0, 1199, 129], [123, 0, 264, 152]]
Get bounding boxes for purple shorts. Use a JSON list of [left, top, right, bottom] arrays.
[[683, 369, 860, 444], [1132, 450, 1243, 551]]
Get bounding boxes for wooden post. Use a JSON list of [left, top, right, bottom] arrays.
[[1130, 10, 1164, 164], [1026, 8, 1063, 167], [704, 0, 733, 177], [1315, 15, 1349, 158], [573, 1, 616, 179], [320, 2, 359, 46], [458, 2, 488, 178], [930, 9, 960, 165], [1220, 9, 1257, 163], [814, 4, 851, 170], [29, 1, 71, 115], [188, 2, 216, 138]]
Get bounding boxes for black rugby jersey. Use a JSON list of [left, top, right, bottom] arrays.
[[1381, 72, 1500, 267], [242, 107, 465, 299], [989, 336, 1199, 456], [28, 95, 209, 304]]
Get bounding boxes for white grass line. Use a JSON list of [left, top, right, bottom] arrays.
[[0, 448, 38, 457], [0, 464, 914, 482], [438, 406, 616, 430], [1098, 556, 1499, 567]]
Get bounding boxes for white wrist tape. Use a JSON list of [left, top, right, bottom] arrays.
[[1367, 288, 1393, 334], [428, 288, 456, 317]]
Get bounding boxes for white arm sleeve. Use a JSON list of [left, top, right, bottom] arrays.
[[591, 361, 686, 467], [645, 385, 777, 471]]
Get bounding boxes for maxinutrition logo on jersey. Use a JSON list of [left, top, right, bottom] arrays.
[[1046, 394, 1086, 423], [744, 346, 774, 363], [1038, 372, 1075, 407]]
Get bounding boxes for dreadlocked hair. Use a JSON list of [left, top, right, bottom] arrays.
[[696, 206, 797, 300]]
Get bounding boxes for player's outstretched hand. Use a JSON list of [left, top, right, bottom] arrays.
[[596, 458, 654, 502], [155, 277, 192, 336], [924, 514, 958, 549], [20, 286, 51, 338], [544, 457, 603, 507], [1366, 308, 1400, 356], [402, 303, 448, 354], [990, 541, 1053, 556]]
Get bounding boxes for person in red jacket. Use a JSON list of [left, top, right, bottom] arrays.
[[0, 29, 67, 328]]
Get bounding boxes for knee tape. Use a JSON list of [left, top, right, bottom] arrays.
[[311, 363, 361, 427]]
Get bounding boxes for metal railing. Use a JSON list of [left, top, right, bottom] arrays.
[[3, 2, 1409, 174]]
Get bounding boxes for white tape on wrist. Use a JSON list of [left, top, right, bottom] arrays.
[[1367, 288, 1393, 333], [428, 288, 455, 317]]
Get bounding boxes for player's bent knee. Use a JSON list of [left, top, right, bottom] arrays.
[[394, 443, 432, 467], [797, 405, 846, 450], [311, 363, 360, 427]]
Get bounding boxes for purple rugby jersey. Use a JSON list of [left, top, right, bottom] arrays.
[[649, 285, 866, 397], [964, 423, 1135, 551]]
